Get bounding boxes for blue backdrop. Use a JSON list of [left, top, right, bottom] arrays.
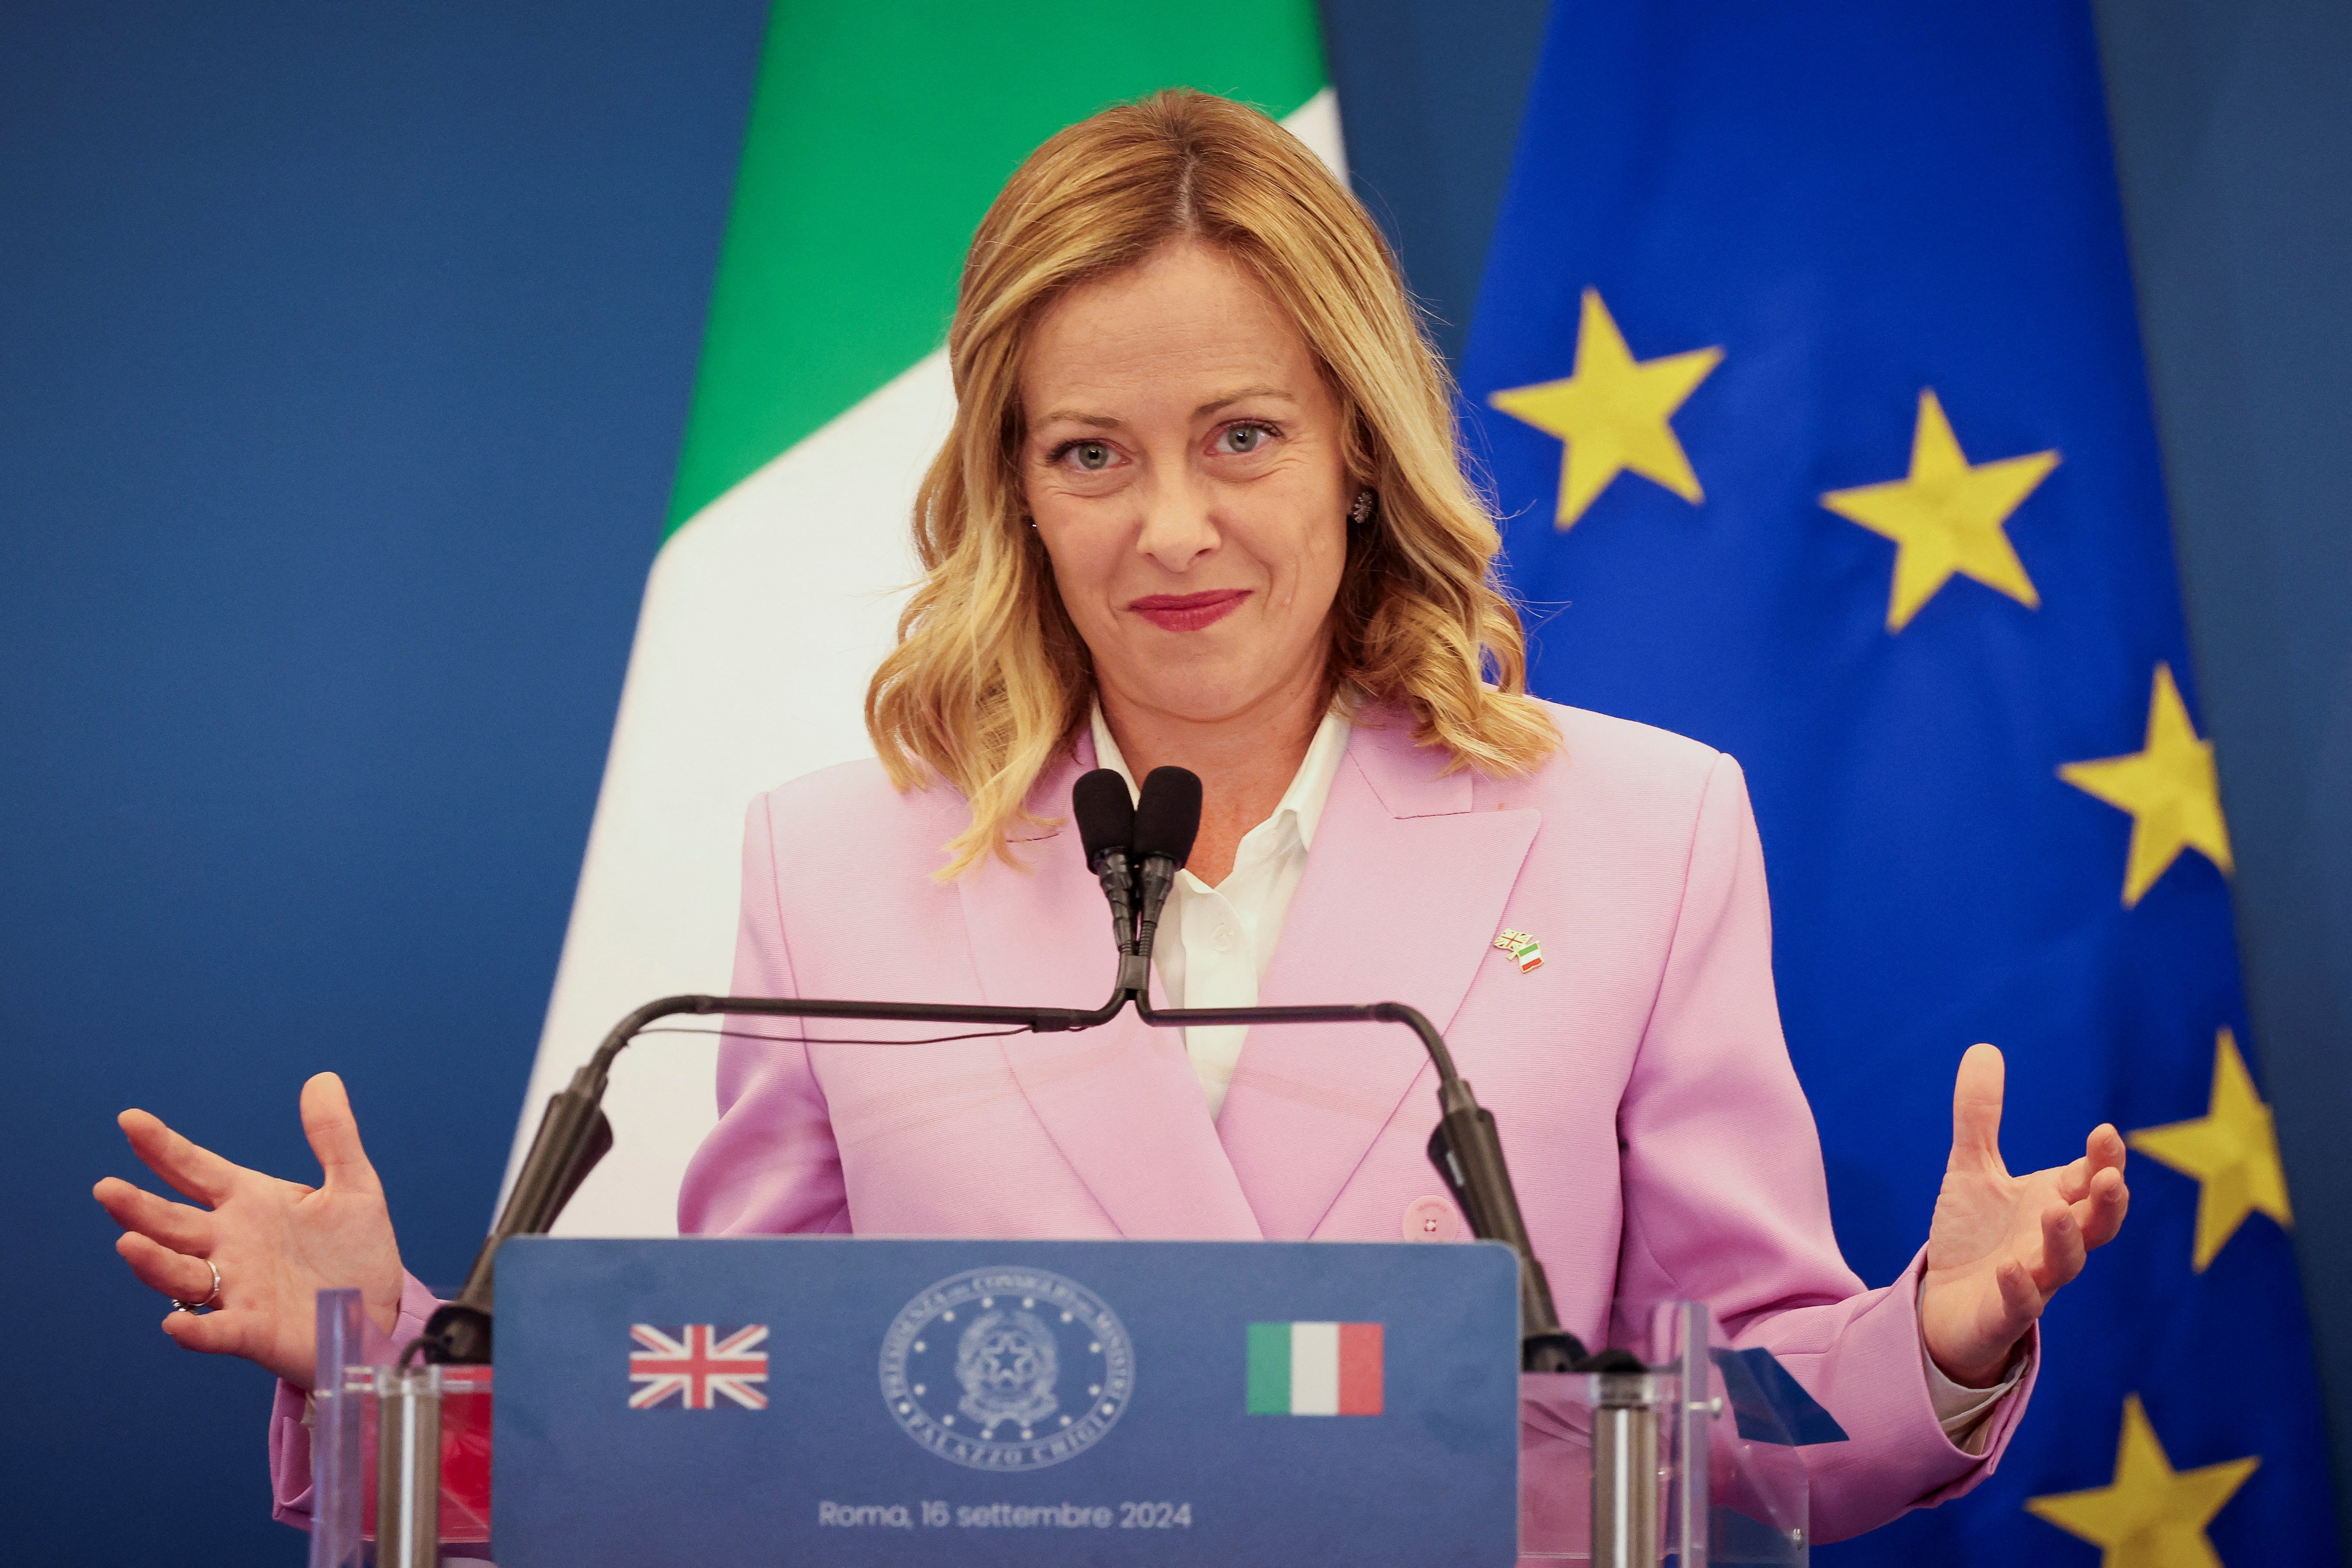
[[0, 4, 764, 1560], [6, 2, 2348, 1562]]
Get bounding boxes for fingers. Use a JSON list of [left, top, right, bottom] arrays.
[[2076, 1163, 2130, 1249], [92, 1175, 215, 1254], [1922, 1257, 2043, 1384], [2035, 1202, 2087, 1292], [116, 1231, 218, 1303], [2050, 1123, 2130, 1235], [117, 1108, 240, 1207], [156, 1295, 312, 1387], [2058, 1122, 2127, 1191], [299, 1073, 381, 1196], [1994, 1255, 2044, 1327], [2053, 1154, 2090, 1202], [1948, 1044, 2007, 1173], [160, 1304, 262, 1362]]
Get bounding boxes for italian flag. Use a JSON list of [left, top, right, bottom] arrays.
[[1248, 1322, 1386, 1416], [512, 4, 1344, 1233]]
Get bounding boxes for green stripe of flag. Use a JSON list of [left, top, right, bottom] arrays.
[[1246, 1321, 1294, 1415], [665, 0, 1331, 537]]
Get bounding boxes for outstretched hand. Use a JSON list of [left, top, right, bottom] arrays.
[[1920, 1044, 2129, 1387], [93, 1072, 404, 1388]]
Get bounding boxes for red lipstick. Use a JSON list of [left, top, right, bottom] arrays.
[[1128, 589, 1251, 632]]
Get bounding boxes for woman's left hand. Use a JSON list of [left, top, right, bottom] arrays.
[[1919, 1043, 2130, 1387]]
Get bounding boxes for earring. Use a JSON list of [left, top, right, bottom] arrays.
[[1348, 489, 1377, 526]]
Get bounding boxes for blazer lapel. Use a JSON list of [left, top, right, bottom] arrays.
[[957, 743, 1264, 1240], [1215, 711, 1541, 1238]]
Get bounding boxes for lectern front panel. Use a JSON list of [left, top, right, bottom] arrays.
[[493, 1236, 1520, 1567]]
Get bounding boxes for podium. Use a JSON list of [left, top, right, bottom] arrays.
[[311, 1239, 1813, 1566]]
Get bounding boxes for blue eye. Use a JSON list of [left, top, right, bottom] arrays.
[[1072, 442, 1112, 471], [1220, 422, 1274, 454]]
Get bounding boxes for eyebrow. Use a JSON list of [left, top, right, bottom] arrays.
[[1032, 386, 1299, 431], [1196, 385, 1296, 417]]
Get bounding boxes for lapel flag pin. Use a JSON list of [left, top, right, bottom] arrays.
[[1494, 929, 1544, 973]]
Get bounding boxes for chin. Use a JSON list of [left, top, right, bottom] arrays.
[[1121, 667, 1275, 725]]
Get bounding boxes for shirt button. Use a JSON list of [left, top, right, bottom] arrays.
[[1402, 1196, 1463, 1242], [1212, 925, 1239, 953]]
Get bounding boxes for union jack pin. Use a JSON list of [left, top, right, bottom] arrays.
[[1494, 929, 1544, 973]]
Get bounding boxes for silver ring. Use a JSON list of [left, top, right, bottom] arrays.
[[170, 1259, 222, 1315]]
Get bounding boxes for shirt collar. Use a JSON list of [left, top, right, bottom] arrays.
[[1088, 701, 1353, 853]]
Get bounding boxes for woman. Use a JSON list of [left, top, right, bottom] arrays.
[[96, 90, 2129, 1546]]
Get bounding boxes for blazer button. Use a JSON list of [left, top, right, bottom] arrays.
[[1402, 1196, 1463, 1242]]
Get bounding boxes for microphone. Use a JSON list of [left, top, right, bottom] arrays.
[[1073, 769, 1144, 994], [1131, 767, 1202, 979], [1100, 766, 1590, 1372]]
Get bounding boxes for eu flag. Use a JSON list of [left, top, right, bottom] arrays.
[[1459, 3, 2339, 1561]]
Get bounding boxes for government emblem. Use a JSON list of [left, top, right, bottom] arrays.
[[879, 1265, 1134, 1471]]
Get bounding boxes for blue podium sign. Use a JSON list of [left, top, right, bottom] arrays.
[[492, 1237, 1522, 1567]]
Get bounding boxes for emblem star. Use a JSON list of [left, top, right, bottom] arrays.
[[2026, 1395, 2258, 1567], [2128, 1029, 2292, 1271], [2059, 662, 2234, 907], [1486, 288, 1723, 529], [1819, 389, 2058, 631]]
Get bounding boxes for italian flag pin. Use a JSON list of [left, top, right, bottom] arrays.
[[1495, 929, 1544, 973]]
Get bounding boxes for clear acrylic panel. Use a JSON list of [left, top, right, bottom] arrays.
[[311, 1289, 366, 1568], [1519, 1301, 1809, 1566], [311, 1290, 495, 1568]]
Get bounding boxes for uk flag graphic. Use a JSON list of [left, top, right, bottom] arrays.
[[628, 1324, 769, 1410]]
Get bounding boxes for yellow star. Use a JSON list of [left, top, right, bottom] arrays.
[[1819, 390, 2059, 631], [1486, 288, 1723, 529], [2128, 1029, 2292, 1271], [2059, 663, 2234, 907], [2026, 1395, 2258, 1567]]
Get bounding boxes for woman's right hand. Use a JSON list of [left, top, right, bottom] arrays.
[[93, 1071, 405, 1388]]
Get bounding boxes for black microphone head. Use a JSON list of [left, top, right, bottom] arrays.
[[1133, 767, 1203, 870], [1072, 769, 1136, 869]]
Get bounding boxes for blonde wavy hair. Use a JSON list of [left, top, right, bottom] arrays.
[[866, 88, 1559, 875]]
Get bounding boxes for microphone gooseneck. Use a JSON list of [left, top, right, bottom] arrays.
[[1111, 761, 1589, 1372], [417, 988, 1124, 1365]]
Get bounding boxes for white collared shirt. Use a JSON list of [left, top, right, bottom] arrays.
[[1087, 700, 2016, 1443], [1090, 704, 1352, 1120]]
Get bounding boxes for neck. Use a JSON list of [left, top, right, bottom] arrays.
[[1099, 664, 1328, 888]]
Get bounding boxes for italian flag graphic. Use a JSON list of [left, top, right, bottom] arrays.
[[511, 4, 1343, 1232], [1248, 1322, 1386, 1416]]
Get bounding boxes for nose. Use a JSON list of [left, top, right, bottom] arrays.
[[1134, 475, 1218, 573]]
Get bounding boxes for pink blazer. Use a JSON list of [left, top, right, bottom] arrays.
[[268, 698, 2029, 1546], [680, 698, 2033, 1543]]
